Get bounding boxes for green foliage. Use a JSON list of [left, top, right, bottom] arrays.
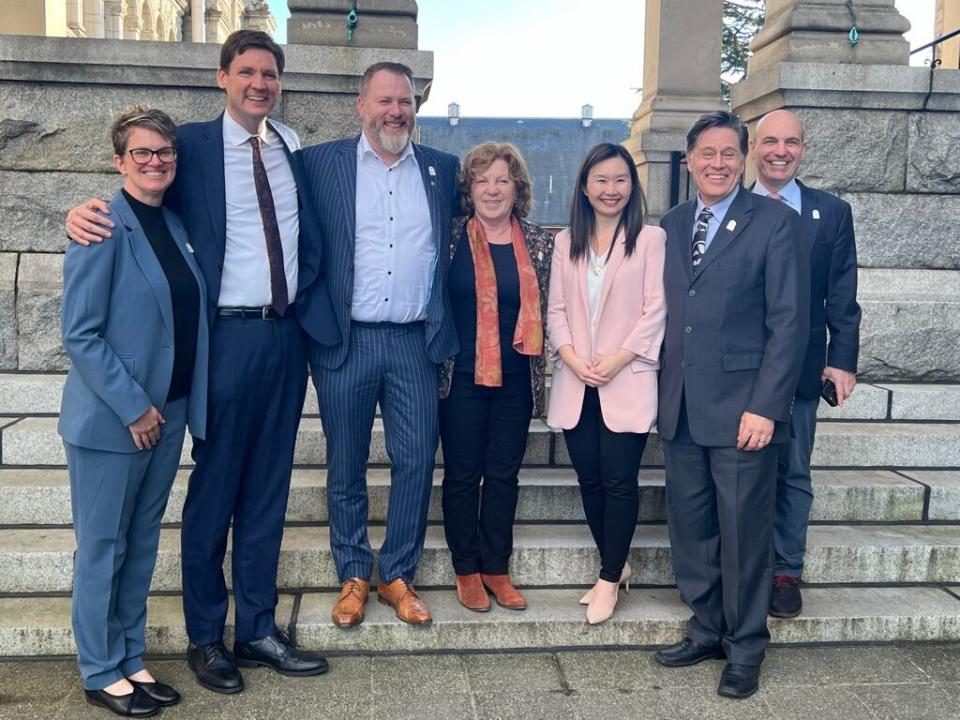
[[722, 0, 766, 103]]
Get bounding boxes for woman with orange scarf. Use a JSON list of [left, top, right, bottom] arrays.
[[438, 142, 553, 612]]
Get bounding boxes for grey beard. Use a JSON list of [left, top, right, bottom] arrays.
[[378, 127, 411, 156]]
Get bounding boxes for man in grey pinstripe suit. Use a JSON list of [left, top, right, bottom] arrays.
[[300, 62, 461, 627]]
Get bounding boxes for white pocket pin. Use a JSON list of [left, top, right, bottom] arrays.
[[812, 209, 821, 220], [726, 219, 737, 232], [185, 243, 195, 253]]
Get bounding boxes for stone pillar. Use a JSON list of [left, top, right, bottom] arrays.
[[103, 0, 126, 39], [205, 7, 224, 43], [936, 0, 960, 68], [187, 0, 206, 42], [84, 0, 104, 38], [623, 0, 727, 220], [287, 0, 419, 49], [732, 0, 960, 382], [750, 0, 910, 67], [124, 5, 143, 40], [66, 0, 87, 37]]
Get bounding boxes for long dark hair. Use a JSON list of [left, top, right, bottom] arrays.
[[568, 143, 646, 262]]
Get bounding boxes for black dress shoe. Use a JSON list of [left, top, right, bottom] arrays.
[[717, 662, 761, 699], [84, 687, 159, 717], [769, 574, 802, 618], [187, 641, 244, 694], [129, 679, 180, 706], [234, 631, 329, 677], [653, 638, 726, 667]]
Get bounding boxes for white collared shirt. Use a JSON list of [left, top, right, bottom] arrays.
[[753, 178, 802, 215], [352, 131, 434, 323], [217, 111, 300, 308]]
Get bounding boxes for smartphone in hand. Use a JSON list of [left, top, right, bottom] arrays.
[[820, 378, 839, 407]]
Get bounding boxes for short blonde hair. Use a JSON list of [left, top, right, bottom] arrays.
[[458, 142, 533, 218], [110, 105, 177, 156]]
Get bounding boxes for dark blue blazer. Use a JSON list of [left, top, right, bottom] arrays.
[[794, 180, 861, 400], [299, 136, 461, 370], [59, 191, 209, 452], [657, 187, 810, 447], [164, 114, 338, 344]]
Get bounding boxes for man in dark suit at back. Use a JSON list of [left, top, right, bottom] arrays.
[[66, 30, 335, 694], [749, 109, 861, 619], [299, 63, 460, 629], [652, 111, 809, 699]]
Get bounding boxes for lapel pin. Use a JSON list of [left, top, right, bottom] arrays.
[[726, 219, 737, 232], [185, 242, 195, 253], [428, 165, 437, 186], [812, 209, 821, 220]]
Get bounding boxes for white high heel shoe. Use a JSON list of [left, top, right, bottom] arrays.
[[579, 562, 631, 605]]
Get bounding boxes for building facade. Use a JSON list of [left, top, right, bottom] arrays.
[[0, 0, 275, 43]]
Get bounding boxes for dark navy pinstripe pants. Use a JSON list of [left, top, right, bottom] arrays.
[[312, 322, 438, 584]]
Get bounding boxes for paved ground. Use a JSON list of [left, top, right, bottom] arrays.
[[2, 643, 959, 720]]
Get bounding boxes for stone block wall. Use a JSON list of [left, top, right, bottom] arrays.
[[0, 34, 432, 371]]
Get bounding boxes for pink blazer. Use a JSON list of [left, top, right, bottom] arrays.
[[546, 226, 667, 433]]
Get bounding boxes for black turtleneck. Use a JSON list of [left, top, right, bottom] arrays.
[[123, 189, 200, 402]]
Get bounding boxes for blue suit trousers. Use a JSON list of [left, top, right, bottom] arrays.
[[774, 396, 819, 577], [67, 397, 187, 690]]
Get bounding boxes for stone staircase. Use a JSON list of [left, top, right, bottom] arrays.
[[1, 373, 958, 657]]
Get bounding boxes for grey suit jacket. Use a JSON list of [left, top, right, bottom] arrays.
[[59, 191, 209, 452], [657, 187, 810, 447]]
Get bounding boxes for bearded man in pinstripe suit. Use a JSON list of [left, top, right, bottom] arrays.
[[300, 62, 460, 627]]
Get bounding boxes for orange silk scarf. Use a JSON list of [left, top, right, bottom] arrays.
[[465, 215, 543, 387]]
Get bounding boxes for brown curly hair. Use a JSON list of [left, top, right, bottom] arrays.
[[458, 142, 533, 219]]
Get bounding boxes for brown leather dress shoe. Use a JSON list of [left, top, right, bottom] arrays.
[[455, 573, 491, 612], [377, 578, 432, 625], [332, 578, 370, 627], [480, 574, 527, 610]]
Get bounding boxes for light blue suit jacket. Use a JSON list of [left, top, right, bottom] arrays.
[[58, 190, 209, 452]]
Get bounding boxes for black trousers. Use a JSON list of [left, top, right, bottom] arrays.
[[439, 371, 532, 575], [563, 386, 647, 583]]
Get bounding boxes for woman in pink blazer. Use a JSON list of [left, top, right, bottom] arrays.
[[546, 143, 666, 624]]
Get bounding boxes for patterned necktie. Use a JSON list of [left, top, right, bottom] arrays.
[[249, 136, 289, 316], [691, 207, 713, 270]]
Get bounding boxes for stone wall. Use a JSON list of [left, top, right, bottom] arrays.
[[0, 34, 432, 371]]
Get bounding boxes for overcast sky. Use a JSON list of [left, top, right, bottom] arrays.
[[268, 0, 937, 119]]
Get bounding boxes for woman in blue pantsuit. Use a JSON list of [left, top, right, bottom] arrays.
[[59, 107, 208, 718]]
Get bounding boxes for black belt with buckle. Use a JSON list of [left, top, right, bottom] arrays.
[[216, 304, 295, 320]]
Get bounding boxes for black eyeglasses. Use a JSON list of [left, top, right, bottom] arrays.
[[127, 147, 177, 164]]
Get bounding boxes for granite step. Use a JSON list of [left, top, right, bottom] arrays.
[[5, 416, 960, 469], [2, 523, 958, 594], [0, 467, 939, 527], [2, 585, 958, 657], [3, 372, 958, 421]]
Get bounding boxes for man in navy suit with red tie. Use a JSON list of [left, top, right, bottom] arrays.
[[749, 109, 861, 619]]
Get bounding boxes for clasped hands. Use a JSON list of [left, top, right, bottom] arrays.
[[558, 346, 635, 388], [129, 406, 165, 451]]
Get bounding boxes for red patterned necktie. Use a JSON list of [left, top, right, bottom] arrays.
[[249, 136, 288, 316]]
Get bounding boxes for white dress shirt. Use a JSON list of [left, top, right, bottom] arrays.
[[752, 177, 802, 215], [217, 111, 300, 308], [352, 132, 434, 323]]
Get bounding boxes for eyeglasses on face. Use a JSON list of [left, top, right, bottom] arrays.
[[127, 147, 177, 164]]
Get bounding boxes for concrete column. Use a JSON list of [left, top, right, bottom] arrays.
[[103, 0, 126, 39], [189, 0, 206, 42], [748, 0, 910, 69], [623, 0, 727, 220], [66, 0, 87, 37], [287, 0, 419, 48], [83, 0, 104, 38], [936, 0, 960, 68]]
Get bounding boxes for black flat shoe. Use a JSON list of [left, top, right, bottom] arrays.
[[769, 575, 802, 618], [653, 637, 726, 667], [717, 662, 761, 699], [84, 688, 159, 717], [234, 631, 329, 677], [129, 679, 180, 706], [187, 641, 244, 694]]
